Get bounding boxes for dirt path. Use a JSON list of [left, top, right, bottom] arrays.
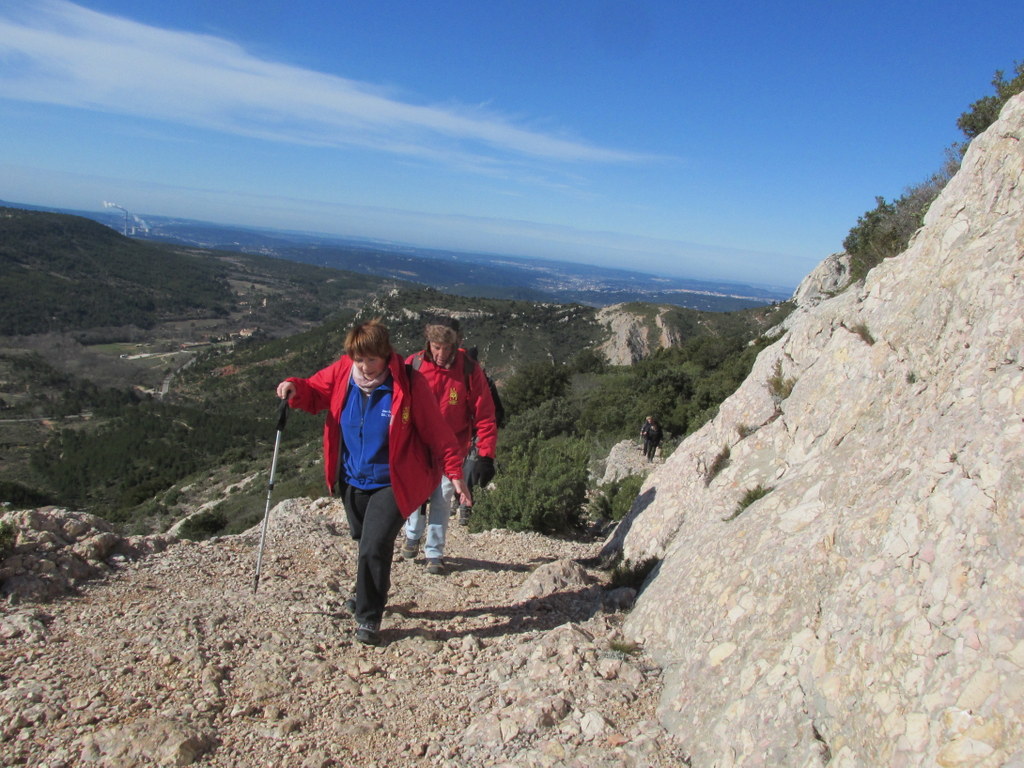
[[0, 499, 690, 767]]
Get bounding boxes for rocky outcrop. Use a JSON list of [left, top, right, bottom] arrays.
[[600, 439, 659, 484], [596, 304, 681, 365], [0, 507, 174, 603], [604, 95, 1024, 765], [791, 251, 852, 308]]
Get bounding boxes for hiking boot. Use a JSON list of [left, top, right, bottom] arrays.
[[342, 593, 357, 616], [426, 557, 445, 575], [457, 505, 471, 526], [354, 622, 381, 646], [401, 538, 419, 560]]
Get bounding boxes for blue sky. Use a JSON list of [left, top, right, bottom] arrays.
[[1, 1, 1021, 290]]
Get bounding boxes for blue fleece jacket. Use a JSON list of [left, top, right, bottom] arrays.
[[340, 377, 393, 489]]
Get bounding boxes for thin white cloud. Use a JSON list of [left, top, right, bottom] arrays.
[[0, 0, 650, 169]]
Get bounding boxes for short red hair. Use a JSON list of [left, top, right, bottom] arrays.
[[344, 319, 393, 359]]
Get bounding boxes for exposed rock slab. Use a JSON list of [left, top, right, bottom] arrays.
[[601, 438, 659, 484], [606, 94, 1024, 765], [596, 304, 682, 364]]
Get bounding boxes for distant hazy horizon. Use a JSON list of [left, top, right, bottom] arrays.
[[3, 198, 797, 297]]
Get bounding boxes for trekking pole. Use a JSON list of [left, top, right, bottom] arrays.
[[253, 397, 289, 594]]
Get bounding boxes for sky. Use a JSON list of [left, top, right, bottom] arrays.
[[1, 1, 1022, 291]]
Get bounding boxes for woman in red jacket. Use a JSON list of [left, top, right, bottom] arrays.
[[276, 319, 470, 645]]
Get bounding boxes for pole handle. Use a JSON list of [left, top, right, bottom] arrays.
[[275, 397, 289, 432]]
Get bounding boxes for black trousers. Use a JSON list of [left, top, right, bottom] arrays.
[[342, 485, 405, 626], [643, 440, 659, 460]]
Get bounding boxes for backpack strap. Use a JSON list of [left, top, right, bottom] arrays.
[[461, 353, 478, 394], [404, 362, 414, 407]]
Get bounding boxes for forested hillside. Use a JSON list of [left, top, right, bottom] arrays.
[[0, 208, 233, 335], [0, 206, 403, 339]]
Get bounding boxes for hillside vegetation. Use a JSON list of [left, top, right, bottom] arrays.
[[0, 207, 404, 339], [0, 208, 232, 335]]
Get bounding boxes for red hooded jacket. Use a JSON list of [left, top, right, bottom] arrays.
[[285, 351, 465, 517]]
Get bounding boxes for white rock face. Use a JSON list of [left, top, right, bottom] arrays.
[[596, 304, 682, 364], [791, 251, 852, 308], [601, 438, 659, 484], [606, 94, 1024, 766]]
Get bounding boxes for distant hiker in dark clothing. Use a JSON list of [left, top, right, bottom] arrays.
[[640, 416, 662, 462], [401, 316, 498, 572], [275, 319, 469, 646]]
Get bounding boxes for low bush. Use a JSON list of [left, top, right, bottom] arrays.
[[589, 473, 646, 522], [0, 520, 16, 558], [609, 555, 659, 590], [850, 322, 875, 345], [0, 481, 56, 509], [471, 436, 589, 534], [705, 445, 731, 486], [178, 508, 228, 541], [767, 361, 796, 403]]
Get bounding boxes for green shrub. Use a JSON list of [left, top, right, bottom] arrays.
[[0, 520, 16, 558], [767, 360, 796, 403], [569, 348, 607, 374], [850, 322, 875, 345], [589, 473, 646, 522], [471, 436, 589, 534], [608, 639, 640, 655], [722, 484, 773, 521], [609, 556, 659, 590], [842, 61, 1024, 286], [957, 61, 1024, 141], [843, 173, 951, 283], [658, 434, 682, 460], [501, 361, 571, 417], [0, 481, 56, 509], [178, 508, 228, 540], [499, 396, 581, 456], [705, 445, 731, 486]]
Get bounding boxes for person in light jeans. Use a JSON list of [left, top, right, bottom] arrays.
[[403, 476, 457, 566], [401, 316, 498, 575]]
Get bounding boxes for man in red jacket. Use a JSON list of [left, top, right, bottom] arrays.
[[401, 316, 498, 574]]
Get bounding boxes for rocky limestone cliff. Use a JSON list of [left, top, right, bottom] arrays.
[[595, 304, 683, 365], [603, 94, 1024, 765], [791, 251, 851, 309]]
